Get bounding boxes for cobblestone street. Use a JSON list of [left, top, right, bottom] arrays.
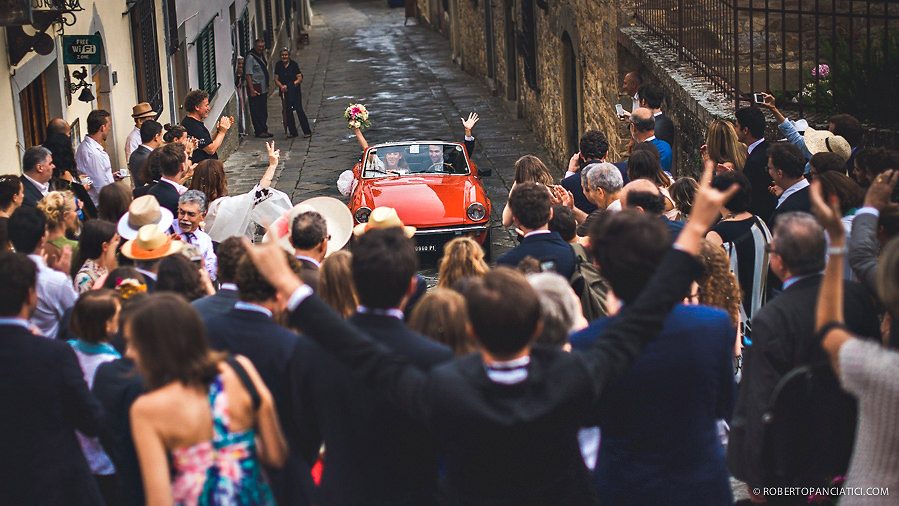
[[224, 0, 554, 266]]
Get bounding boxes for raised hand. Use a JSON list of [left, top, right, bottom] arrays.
[[218, 116, 233, 132], [461, 112, 479, 135], [242, 238, 304, 298], [810, 179, 845, 242], [567, 152, 581, 174], [266, 141, 281, 166], [689, 159, 741, 233], [863, 169, 898, 212]]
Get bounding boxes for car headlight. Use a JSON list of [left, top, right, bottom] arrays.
[[467, 202, 487, 221], [355, 207, 372, 223]]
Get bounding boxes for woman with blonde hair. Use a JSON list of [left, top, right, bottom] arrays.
[[704, 119, 747, 173], [38, 190, 80, 269], [408, 288, 474, 355], [319, 250, 358, 318], [438, 237, 489, 289], [502, 155, 560, 227]]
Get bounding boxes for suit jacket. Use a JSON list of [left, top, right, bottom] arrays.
[[147, 179, 179, 216], [497, 231, 576, 279], [768, 185, 811, 228], [128, 145, 152, 186], [286, 248, 703, 506], [654, 113, 675, 146], [560, 158, 605, 215], [20, 175, 44, 207], [743, 140, 776, 220], [726, 274, 879, 487], [848, 211, 899, 348], [570, 305, 735, 505], [298, 259, 320, 292], [191, 287, 239, 320], [0, 323, 105, 505], [205, 306, 315, 506], [92, 358, 145, 506], [288, 311, 452, 506]]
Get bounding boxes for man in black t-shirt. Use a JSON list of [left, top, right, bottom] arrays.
[[273, 48, 312, 138], [181, 89, 233, 163]]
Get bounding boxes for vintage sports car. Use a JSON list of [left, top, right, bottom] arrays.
[[347, 140, 492, 258]]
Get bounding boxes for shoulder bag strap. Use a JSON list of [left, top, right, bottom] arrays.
[[225, 355, 262, 411]]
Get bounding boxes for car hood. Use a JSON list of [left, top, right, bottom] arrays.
[[362, 175, 480, 228]]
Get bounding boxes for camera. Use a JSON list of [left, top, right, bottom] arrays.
[[753, 93, 766, 104]]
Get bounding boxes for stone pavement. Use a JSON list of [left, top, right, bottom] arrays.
[[222, 0, 554, 260]]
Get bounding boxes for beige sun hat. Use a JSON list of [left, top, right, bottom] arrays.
[[804, 127, 852, 162], [131, 102, 157, 119], [118, 195, 174, 240], [352, 206, 416, 238], [121, 224, 183, 260], [262, 196, 354, 256]]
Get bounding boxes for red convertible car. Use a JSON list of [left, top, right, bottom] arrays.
[[347, 140, 492, 259]]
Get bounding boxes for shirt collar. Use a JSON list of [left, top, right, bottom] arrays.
[[161, 177, 187, 194], [27, 253, 46, 268], [139, 144, 155, 151], [777, 178, 810, 207], [68, 339, 121, 357], [643, 135, 657, 142], [523, 229, 552, 238], [357, 305, 404, 320], [135, 267, 157, 281], [653, 111, 662, 117], [234, 301, 273, 318], [484, 355, 531, 384], [295, 255, 321, 268], [782, 272, 819, 291], [23, 174, 49, 195], [0, 317, 31, 330], [220, 283, 238, 292], [747, 137, 766, 154]]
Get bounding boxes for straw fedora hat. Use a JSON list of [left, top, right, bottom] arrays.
[[804, 127, 852, 162], [121, 224, 183, 260], [262, 196, 354, 256], [118, 195, 174, 240], [131, 102, 157, 119], [352, 207, 415, 238]]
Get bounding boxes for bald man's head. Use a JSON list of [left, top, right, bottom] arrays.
[[623, 179, 665, 216], [630, 108, 655, 133], [46, 118, 70, 137]]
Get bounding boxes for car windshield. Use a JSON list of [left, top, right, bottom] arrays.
[[363, 142, 470, 177]]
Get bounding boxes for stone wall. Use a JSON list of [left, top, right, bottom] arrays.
[[217, 92, 241, 161]]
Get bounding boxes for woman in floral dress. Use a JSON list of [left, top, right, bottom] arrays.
[[128, 294, 287, 505]]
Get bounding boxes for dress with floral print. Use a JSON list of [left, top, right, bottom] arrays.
[[170, 375, 274, 506]]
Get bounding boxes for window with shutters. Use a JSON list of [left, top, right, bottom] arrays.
[[238, 9, 250, 57], [130, 0, 164, 113], [197, 20, 219, 97]]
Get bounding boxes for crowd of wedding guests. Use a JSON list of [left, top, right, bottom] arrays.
[[1, 81, 898, 506]]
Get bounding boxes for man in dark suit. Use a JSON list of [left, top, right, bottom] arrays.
[[192, 237, 244, 318], [204, 252, 315, 506], [128, 120, 162, 186], [559, 130, 610, 215], [569, 211, 735, 505], [622, 178, 684, 243], [148, 142, 189, 216], [290, 210, 328, 291], [0, 252, 106, 505], [245, 186, 724, 504], [20, 146, 54, 207], [498, 182, 576, 278], [637, 82, 675, 146], [735, 107, 776, 220], [767, 143, 811, 227], [288, 226, 453, 505], [727, 212, 879, 497]]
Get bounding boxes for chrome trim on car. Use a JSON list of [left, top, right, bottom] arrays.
[[413, 225, 489, 236]]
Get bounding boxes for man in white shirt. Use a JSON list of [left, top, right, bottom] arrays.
[[622, 72, 642, 113], [8, 206, 77, 338], [767, 143, 811, 227], [173, 190, 218, 281], [75, 110, 116, 206], [125, 102, 157, 160]]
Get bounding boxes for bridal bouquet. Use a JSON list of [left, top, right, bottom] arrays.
[[345, 103, 372, 130]]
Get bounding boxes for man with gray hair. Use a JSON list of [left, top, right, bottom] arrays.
[[574, 162, 624, 238], [174, 189, 217, 280], [21, 146, 54, 207], [290, 211, 328, 291], [727, 211, 879, 496]]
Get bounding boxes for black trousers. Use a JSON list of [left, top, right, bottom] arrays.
[[249, 93, 269, 135], [284, 90, 312, 136]]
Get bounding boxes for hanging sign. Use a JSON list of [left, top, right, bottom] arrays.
[[62, 34, 102, 64]]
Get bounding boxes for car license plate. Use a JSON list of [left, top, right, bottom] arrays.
[[416, 244, 437, 253]]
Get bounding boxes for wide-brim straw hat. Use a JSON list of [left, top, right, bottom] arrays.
[[352, 206, 415, 238], [132, 102, 157, 119], [118, 195, 174, 240], [263, 196, 354, 256], [121, 224, 183, 260], [804, 126, 852, 162]]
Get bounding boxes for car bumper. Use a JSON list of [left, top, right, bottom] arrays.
[[413, 224, 489, 253]]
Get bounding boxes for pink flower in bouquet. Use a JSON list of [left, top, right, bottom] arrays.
[[812, 64, 830, 78]]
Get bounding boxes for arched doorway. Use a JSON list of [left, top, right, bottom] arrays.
[[560, 32, 579, 155]]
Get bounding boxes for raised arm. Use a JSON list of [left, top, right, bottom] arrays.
[[583, 159, 738, 391], [849, 170, 898, 292], [461, 112, 478, 153], [259, 141, 280, 189], [203, 116, 233, 156], [354, 127, 369, 151]]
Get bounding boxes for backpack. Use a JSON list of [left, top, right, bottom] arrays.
[[569, 243, 610, 322]]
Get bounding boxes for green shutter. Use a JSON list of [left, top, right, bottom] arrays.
[[197, 20, 219, 96]]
